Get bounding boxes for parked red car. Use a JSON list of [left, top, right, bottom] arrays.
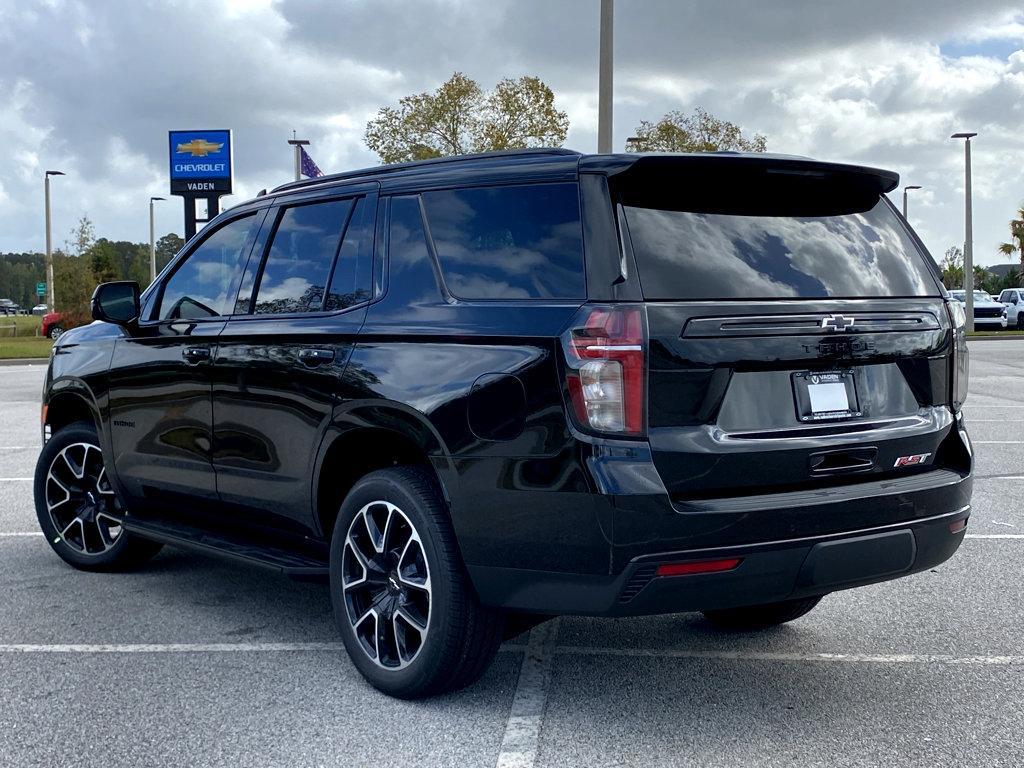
[[41, 312, 65, 340]]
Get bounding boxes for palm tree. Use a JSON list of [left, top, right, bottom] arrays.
[[998, 207, 1024, 277]]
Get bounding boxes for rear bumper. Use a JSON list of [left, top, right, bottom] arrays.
[[469, 505, 969, 616]]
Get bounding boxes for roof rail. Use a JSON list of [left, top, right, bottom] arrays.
[[270, 147, 581, 194]]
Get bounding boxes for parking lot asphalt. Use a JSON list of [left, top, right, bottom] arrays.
[[1, 344, 1022, 767]]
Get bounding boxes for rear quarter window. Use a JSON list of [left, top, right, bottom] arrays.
[[421, 183, 585, 300], [624, 198, 940, 300]]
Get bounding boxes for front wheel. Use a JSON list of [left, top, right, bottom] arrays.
[[329, 466, 504, 699], [48, 325, 65, 340], [1016, 313, 1024, 330], [34, 421, 162, 571], [702, 596, 822, 631]]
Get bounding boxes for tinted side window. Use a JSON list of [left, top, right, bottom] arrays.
[[158, 214, 256, 320], [325, 197, 374, 311], [388, 196, 439, 299], [253, 199, 352, 315], [421, 183, 585, 300]]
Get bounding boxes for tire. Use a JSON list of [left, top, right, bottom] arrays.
[[702, 596, 822, 631], [49, 325, 64, 340], [1016, 314, 1024, 330], [34, 421, 163, 572], [329, 466, 504, 698]]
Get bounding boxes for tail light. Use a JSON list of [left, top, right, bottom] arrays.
[[562, 304, 646, 436], [947, 300, 968, 408]]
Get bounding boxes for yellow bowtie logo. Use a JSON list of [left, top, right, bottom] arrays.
[[176, 139, 224, 157]]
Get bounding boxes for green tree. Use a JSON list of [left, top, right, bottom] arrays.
[[626, 107, 767, 153], [365, 72, 569, 164], [64, 215, 95, 258], [87, 239, 119, 284], [997, 207, 1024, 271], [52, 250, 93, 324], [940, 246, 963, 289], [155, 233, 185, 273]]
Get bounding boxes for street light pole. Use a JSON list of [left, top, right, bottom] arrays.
[[902, 185, 922, 220], [952, 132, 977, 333], [597, 0, 613, 153], [149, 196, 165, 286], [44, 171, 65, 312]]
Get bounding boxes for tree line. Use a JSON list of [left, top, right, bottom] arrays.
[[0, 216, 184, 324]]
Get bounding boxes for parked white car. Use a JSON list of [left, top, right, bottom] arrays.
[[997, 288, 1024, 329], [949, 289, 1007, 329]]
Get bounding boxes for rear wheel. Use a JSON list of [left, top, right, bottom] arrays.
[[702, 596, 822, 631], [329, 466, 504, 698], [34, 421, 162, 571], [1016, 313, 1024, 330], [48, 325, 64, 340]]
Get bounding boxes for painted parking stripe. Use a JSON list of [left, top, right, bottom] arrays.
[[0, 536, 1019, 540], [0, 642, 1018, 669], [0, 642, 529, 655], [558, 647, 1024, 665], [973, 440, 1024, 444], [0, 642, 348, 653], [0, 478, 32, 482], [497, 619, 560, 769]]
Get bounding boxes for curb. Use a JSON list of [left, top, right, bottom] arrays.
[[0, 358, 48, 366]]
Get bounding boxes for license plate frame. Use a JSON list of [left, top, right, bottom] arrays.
[[792, 370, 861, 422]]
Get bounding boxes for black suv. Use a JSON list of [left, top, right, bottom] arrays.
[[34, 149, 972, 698]]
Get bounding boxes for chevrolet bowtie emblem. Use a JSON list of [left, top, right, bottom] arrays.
[[176, 139, 224, 157], [821, 314, 855, 331]]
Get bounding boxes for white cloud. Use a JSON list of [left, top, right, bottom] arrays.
[[0, 0, 1022, 270]]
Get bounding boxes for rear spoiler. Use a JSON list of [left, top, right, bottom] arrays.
[[584, 153, 899, 217]]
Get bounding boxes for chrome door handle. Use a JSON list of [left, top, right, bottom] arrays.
[[298, 348, 335, 366], [182, 346, 211, 364]]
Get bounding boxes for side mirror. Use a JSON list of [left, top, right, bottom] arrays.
[[91, 281, 140, 325]]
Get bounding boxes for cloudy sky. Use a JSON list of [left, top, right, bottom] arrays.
[[2, 0, 1023, 267]]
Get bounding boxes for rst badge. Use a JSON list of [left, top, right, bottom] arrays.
[[894, 453, 931, 468]]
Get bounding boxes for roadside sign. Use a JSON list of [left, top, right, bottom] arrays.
[[168, 129, 233, 195], [36, 282, 46, 297]]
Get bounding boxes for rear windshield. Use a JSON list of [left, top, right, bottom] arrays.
[[623, 198, 939, 300]]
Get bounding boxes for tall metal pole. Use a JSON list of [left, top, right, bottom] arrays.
[[902, 185, 921, 220], [150, 198, 156, 285], [597, 0, 613, 153], [964, 138, 974, 332], [44, 174, 53, 311], [952, 132, 977, 333], [44, 171, 64, 311], [288, 136, 310, 182], [149, 196, 164, 284]]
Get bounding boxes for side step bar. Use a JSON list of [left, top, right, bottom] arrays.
[[122, 516, 329, 579]]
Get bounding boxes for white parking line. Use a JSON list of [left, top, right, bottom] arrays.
[[0, 642, 348, 653], [2, 532, 1022, 540], [0, 641, 1018, 670], [558, 647, 1024, 665], [974, 440, 1024, 444], [0, 478, 31, 482], [497, 619, 560, 769]]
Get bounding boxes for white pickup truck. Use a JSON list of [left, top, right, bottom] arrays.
[[997, 288, 1024, 330]]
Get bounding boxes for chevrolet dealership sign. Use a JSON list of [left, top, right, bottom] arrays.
[[168, 129, 233, 194]]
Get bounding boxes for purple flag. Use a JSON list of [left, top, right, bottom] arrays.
[[300, 146, 323, 178]]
